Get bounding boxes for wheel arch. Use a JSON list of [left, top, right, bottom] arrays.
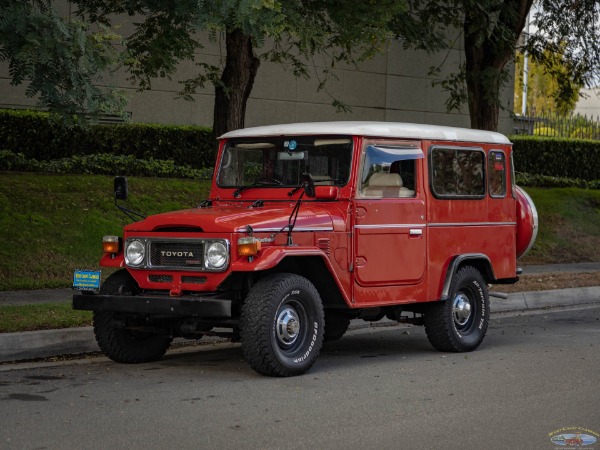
[[439, 254, 495, 301], [260, 255, 349, 309]]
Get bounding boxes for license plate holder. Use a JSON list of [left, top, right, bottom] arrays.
[[73, 269, 101, 292]]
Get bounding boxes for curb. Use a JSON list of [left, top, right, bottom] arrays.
[[1, 287, 599, 363]]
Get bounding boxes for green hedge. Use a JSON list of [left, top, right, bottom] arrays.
[[0, 109, 215, 168], [515, 172, 600, 189], [0, 150, 213, 179], [511, 135, 600, 181]]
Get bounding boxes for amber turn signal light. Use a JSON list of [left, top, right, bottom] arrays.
[[237, 237, 261, 256], [102, 235, 120, 253]]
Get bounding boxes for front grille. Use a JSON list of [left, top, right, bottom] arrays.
[[182, 276, 207, 284], [149, 242, 204, 269], [149, 275, 173, 283]]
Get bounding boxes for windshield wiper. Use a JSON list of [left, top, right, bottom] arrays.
[[233, 180, 282, 198], [287, 186, 303, 196]]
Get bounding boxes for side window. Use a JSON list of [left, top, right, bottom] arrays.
[[430, 147, 485, 198], [488, 150, 506, 198], [360, 144, 423, 198]]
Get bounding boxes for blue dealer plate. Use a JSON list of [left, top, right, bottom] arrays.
[[73, 269, 101, 291]]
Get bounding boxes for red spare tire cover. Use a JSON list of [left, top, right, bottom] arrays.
[[515, 185, 538, 259]]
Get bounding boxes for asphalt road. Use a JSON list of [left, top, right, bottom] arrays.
[[1, 305, 599, 450]]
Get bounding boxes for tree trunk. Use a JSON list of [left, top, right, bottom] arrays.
[[463, 24, 509, 131], [213, 28, 260, 146], [463, 0, 533, 131]]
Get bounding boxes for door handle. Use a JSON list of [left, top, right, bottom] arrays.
[[409, 229, 423, 236]]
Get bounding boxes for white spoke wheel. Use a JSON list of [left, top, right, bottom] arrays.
[[424, 266, 489, 352], [241, 273, 324, 377]]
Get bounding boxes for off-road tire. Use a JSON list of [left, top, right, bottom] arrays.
[[324, 313, 350, 342], [93, 269, 172, 363], [240, 273, 324, 377], [424, 266, 489, 352]]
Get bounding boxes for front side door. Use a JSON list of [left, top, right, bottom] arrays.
[[354, 142, 427, 286]]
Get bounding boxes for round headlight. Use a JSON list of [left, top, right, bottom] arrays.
[[206, 241, 228, 269], [125, 239, 145, 266]]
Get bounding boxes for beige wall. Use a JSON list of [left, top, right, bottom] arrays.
[[575, 88, 600, 117], [0, 23, 515, 135]]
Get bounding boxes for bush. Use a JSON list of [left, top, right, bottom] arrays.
[[0, 150, 213, 180], [515, 172, 600, 189], [533, 126, 558, 137], [0, 109, 215, 168], [511, 135, 600, 181]]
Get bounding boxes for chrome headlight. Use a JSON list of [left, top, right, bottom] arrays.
[[206, 241, 228, 269], [125, 239, 145, 266]]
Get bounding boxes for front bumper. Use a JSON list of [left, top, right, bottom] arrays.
[[73, 292, 232, 318]]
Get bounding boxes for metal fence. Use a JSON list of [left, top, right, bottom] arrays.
[[513, 112, 600, 140]]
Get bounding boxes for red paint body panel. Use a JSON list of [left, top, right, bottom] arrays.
[[101, 125, 536, 310]]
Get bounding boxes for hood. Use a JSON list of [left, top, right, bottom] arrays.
[[124, 203, 335, 234]]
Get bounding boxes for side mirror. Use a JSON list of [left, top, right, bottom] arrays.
[[114, 176, 128, 201], [301, 173, 316, 198]]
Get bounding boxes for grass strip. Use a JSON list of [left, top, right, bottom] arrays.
[[0, 303, 92, 333]]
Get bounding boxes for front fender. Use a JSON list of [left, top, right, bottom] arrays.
[[230, 246, 327, 272], [100, 252, 125, 268]]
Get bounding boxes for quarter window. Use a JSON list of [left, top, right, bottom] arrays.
[[430, 147, 485, 198], [488, 151, 506, 198]]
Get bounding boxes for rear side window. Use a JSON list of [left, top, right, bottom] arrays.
[[430, 147, 485, 198], [488, 150, 506, 198]]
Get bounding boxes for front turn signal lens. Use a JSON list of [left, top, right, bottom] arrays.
[[102, 236, 120, 254], [237, 237, 261, 257]]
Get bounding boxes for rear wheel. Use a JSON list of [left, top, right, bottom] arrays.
[[93, 269, 172, 363], [424, 266, 489, 352], [240, 273, 324, 377]]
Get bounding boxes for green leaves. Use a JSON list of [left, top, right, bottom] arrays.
[[512, 135, 600, 183], [0, 109, 215, 168], [0, 150, 214, 180], [0, 0, 127, 123]]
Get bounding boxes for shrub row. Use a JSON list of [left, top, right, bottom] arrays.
[[0, 109, 215, 168], [0, 150, 213, 180], [515, 172, 600, 189], [511, 135, 600, 181], [4, 150, 598, 189]]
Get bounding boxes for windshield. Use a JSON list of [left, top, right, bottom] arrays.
[[217, 136, 353, 189]]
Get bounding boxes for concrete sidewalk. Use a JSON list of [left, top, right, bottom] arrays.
[[1, 263, 599, 363], [1, 262, 599, 307]]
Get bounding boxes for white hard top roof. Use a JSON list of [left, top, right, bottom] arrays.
[[219, 121, 511, 144]]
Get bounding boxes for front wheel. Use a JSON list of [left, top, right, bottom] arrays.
[[240, 273, 324, 377], [424, 266, 489, 352], [324, 312, 350, 342], [93, 269, 172, 363]]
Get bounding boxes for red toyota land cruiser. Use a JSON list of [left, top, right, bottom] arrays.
[[73, 121, 538, 377]]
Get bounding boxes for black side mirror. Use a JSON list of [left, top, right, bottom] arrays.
[[301, 173, 315, 198], [114, 176, 128, 201]]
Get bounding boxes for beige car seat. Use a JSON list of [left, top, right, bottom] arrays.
[[363, 172, 414, 197]]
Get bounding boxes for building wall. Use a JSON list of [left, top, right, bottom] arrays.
[[0, 16, 515, 136], [574, 88, 600, 117]]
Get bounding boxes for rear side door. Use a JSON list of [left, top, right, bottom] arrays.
[[354, 142, 427, 286]]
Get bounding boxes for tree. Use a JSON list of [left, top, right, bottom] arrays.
[[420, 0, 600, 131], [0, 0, 126, 122], [2, 0, 440, 141], [89, 0, 437, 140], [514, 49, 582, 115]]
